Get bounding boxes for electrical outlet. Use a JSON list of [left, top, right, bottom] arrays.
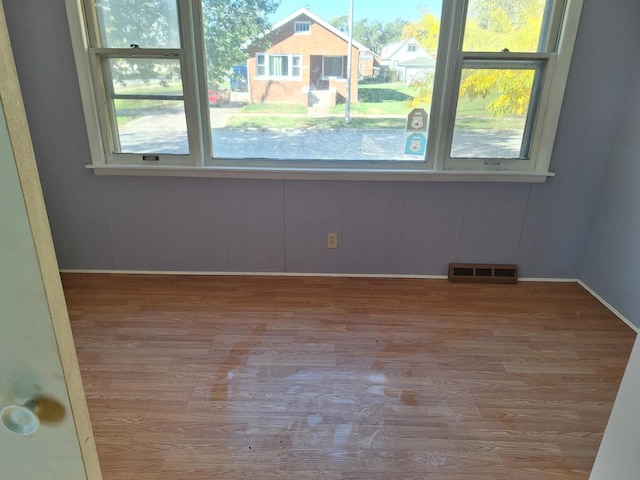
[[327, 233, 338, 249]]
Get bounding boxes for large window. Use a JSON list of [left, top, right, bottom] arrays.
[[322, 56, 345, 78], [255, 54, 302, 79], [65, 0, 583, 181]]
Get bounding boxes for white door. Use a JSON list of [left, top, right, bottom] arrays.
[[0, 2, 101, 478]]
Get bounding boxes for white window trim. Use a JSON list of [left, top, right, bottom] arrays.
[[255, 53, 303, 80], [294, 21, 311, 34], [64, 0, 584, 182], [322, 55, 345, 79]]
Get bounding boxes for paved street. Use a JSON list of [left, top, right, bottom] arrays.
[[119, 110, 524, 160]]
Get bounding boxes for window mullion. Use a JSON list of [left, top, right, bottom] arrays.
[[428, 0, 468, 170], [178, 0, 205, 166], [520, 62, 546, 158], [91, 52, 121, 156]]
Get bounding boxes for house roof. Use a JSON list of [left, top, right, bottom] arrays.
[[262, 8, 371, 53], [381, 39, 415, 60], [398, 55, 436, 68]]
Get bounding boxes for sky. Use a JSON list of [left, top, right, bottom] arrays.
[[271, 0, 442, 23]]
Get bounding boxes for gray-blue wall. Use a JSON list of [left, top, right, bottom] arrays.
[[581, 45, 640, 327], [4, 0, 640, 325]]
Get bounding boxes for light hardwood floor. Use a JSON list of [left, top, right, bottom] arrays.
[[63, 274, 636, 480]]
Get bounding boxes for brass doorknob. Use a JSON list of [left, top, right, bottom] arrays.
[[1, 400, 39, 435]]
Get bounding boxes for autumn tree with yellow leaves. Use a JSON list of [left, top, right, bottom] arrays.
[[404, 0, 548, 117]]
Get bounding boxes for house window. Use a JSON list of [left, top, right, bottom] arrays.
[[256, 53, 266, 77], [255, 53, 302, 79], [323, 56, 344, 78], [269, 55, 289, 76], [292, 56, 301, 77], [66, 0, 583, 182], [294, 21, 311, 33]]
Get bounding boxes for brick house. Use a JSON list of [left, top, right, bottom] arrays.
[[246, 8, 374, 107], [359, 50, 382, 80]]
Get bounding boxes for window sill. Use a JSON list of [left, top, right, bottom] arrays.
[[255, 76, 303, 81], [87, 164, 554, 183]]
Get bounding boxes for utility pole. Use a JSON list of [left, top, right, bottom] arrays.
[[345, 0, 354, 123]]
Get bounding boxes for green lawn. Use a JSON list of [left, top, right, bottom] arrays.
[[113, 81, 526, 131], [113, 82, 184, 125], [239, 103, 308, 114], [329, 102, 413, 116]]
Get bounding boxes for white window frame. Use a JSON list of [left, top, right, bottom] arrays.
[[291, 55, 301, 77], [64, 0, 584, 182], [294, 21, 311, 34], [255, 53, 302, 80], [256, 53, 266, 77]]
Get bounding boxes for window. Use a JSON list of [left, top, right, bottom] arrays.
[[255, 53, 301, 79], [294, 21, 311, 33], [322, 56, 344, 78], [256, 53, 266, 77], [292, 56, 301, 77], [66, 0, 583, 181], [269, 55, 288, 77]]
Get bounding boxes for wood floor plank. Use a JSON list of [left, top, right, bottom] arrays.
[[63, 274, 636, 480]]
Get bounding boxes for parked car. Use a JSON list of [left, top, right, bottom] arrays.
[[208, 88, 221, 106]]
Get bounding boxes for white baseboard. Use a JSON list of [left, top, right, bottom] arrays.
[[59, 269, 580, 282], [60, 268, 588, 284], [577, 280, 640, 334], [58, 269, 638, 332], [518, 277, 578, 282], [58, 269, 449, 280]]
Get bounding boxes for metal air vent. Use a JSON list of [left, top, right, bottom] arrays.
[[448, 263, 518, 284]]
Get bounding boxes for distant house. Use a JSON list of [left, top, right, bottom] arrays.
[[246, 8, 377, 107], [358, 50, 382, 80], [381, 39, 436, 83]]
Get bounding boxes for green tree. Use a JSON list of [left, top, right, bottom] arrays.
[[460, 0, 545, 116], [97, 0, 278, 87], [402, 13, 439, 53], [330, 14, 349, 34], [329, 16, 407, 54], [382, 19, 409, 46], [96, 0, 181, 86], [97, 0, 179, 48], [402, 13, 440, 107], [202, 0, 279, 85]]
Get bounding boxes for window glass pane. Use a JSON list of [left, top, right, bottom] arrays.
[[256, 54, 266, 76], [202, 0, 443, 161], [295, 21, 311, 33], [463, 0, 552, 53], [104, 58, 189, 154], [292, 56, 301, 77], [269, 55, 289, 76], [323, 57, 344, 78], [93, 0, 180, 48], [451, 67, 538, 159]]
